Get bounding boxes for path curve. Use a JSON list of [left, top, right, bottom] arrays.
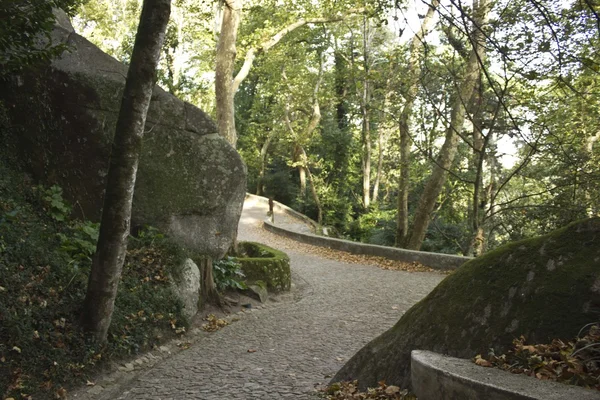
[[107, 200, 444, 399]]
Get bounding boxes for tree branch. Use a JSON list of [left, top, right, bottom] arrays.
[[232, 7, 365, 93]]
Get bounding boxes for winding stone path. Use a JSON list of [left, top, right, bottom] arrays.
[[90, 199, 444, 399]]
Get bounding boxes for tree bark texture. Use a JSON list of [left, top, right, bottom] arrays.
[[361, 15, 372, 209], [394, 0, 438, 247], [467, 79, 488, 256], [82, 0, 171, 344], [406, 0, 491, 250], [215, 0, 241, 146], [199, 257, 221, 305], [256, 129, 276, 196], [372, 127, 385, 204]]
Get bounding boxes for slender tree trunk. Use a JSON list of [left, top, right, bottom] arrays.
[[299, 146, 323, 224], [199, 258, 221, 305], [256, 129, 276, 195], [333, 44, 351, 194], [293, 144, 308, 197], [215, 0, 241, 146], [395, 0, 438, 247], [406, 0, 491, 250], [361, 15, 371, 209], [82, 0, 171, 344], [584, 132, 599, 216], [361, 103, 371, 208], [372, 128, 385, 203], [467, 79, 487, 256], [283, 55, 323, 211]]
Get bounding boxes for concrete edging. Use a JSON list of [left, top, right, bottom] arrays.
[[245, 193, 470, 270], [411, 350, 600, 400]]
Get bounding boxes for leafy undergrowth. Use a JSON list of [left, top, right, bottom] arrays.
[[0, 163, 188, 399], [323, 381, 417, 399], [474, 324, 600, 391]]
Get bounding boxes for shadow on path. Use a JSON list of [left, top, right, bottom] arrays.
[[81, 199, 444, 399]]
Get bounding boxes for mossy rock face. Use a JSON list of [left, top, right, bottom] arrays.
[[333, 218, 600, 390], [234, 242, 291, 292], [0, 20, 246, 258]]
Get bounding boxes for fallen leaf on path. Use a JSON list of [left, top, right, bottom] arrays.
[[201, 314, 229, 332], [474, 354, 493, 367]]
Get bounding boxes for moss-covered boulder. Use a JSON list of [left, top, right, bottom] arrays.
[[332, 218, 600, 389], [234, 242, 291, 292], [0, 14, 246, 258]]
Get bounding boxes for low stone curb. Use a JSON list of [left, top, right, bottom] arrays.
[[263, 220, 470, 271], [411, 350, 600, 400], [245, 193, 318, 231]]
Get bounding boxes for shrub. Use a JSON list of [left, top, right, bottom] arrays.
[[0, 161, 187, 399], [212, 257, 246, 291]]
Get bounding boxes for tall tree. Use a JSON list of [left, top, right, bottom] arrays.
[[394, 0, 439, 246], [360, 15, 372, 209], [82, 0, 171, 344], [215, 0, 242, 145], [405, 0, 492, 250]]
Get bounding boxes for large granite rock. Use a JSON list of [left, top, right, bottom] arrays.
[[0, 13, 246, 258], [332, 218, 600, 390]]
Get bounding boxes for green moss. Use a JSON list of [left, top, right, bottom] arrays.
[[233, 242, 291, 292], [333, 218, 600, 389], [418, 218, 600, 350]]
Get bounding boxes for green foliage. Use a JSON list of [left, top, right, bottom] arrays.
[[212, 257, 247, 291], [57, 220, 100, 271], [72, 0, 599, 256], [0, 0, 82, 76], [0, 161, 187, 398], [345, 206, 396, 246], [42, 185, 71, 221]]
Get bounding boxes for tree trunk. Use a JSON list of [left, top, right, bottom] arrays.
[[467, 79, 487, 256], [199, 257, 221, 305], [361, 15, 371, 209], [283, 55, 323, 209], [215, 0, 241, 146], [82, 0, 171, 344], [361, 104, 371, 209], [293, 144, 308, 197], [394, 0, 438, 247], [299, 146, 323, 224], [406, 0, 491, 250], [256, 129, 276, 195], [372, 128, 384, 204]]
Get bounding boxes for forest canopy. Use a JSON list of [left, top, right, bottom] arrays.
[[71, 0, 600, 256]]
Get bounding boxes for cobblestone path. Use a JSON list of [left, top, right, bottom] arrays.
[[93, 199, 444, 399]]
